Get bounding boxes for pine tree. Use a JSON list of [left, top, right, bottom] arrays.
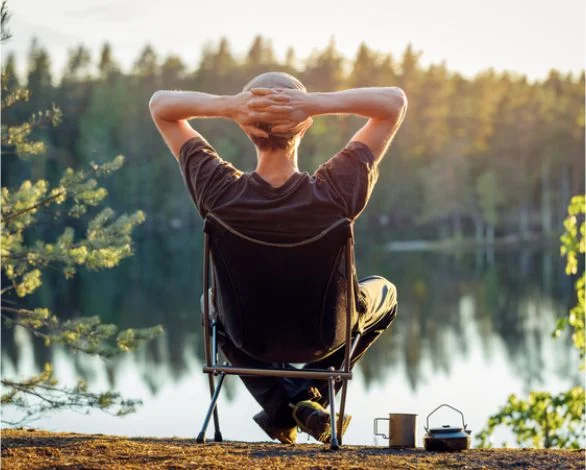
[[1, 11, 163, 424], [98, 42, 121, 82]]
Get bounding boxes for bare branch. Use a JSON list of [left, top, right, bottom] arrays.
[[1, 1, 12, 43]]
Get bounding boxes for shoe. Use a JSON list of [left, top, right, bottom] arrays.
[[253, 410, 297, 444], [290, 400, 351, 444]]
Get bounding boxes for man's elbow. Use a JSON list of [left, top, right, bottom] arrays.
[[149, 90, 165, 118], [383, 87, 407, 120]]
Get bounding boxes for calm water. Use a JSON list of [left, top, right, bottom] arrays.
[[1, 233, 582, 447]]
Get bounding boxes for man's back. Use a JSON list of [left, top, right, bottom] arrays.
[[180, 137, 378, 241]]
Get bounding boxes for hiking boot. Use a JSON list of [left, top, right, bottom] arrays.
[[253, 410, 297, 444], [290, 400, 351, 444]]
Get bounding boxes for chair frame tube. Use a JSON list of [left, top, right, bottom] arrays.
[[203, 365, 352, 380], [198, 233, 224, 443]]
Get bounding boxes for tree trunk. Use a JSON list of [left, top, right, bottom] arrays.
[[486, 224, 495, 245], [542, 249, 553, 296], [541, 157, 553, 234], [452, 212, 463, 240], [439, 221, 450, 240], [520, 247, 531, 276], [486, 224, 495, 265], [473, 214, 485, 246], [560, 165, 572, 227], [519, 202, 530, 240]]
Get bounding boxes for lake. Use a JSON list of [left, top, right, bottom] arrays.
[[2, 233, 581, 447]]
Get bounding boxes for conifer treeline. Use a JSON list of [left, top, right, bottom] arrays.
[[2, 35, 584, 242]]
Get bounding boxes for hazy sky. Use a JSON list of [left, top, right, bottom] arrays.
[[4, 0, 585, 81]]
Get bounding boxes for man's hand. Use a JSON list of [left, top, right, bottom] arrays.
[[229, 91, 294, 139], [248, 88, 313, 136]]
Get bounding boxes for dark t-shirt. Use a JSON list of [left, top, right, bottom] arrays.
[[179, 136, 378, 241]]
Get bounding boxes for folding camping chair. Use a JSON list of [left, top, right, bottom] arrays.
[[195, 213, 363, 450]]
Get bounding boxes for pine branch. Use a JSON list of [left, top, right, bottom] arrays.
[[3, 380, 61, 407], [1, 285, 15, 295], [1, 305, 163, 358], [2, 190, 65, 223], [1, 376, 142, 425]]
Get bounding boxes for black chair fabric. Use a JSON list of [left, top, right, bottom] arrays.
[[203, 215, 357, 363]]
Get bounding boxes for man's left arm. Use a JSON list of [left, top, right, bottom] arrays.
[[149, 90, 291, 160]]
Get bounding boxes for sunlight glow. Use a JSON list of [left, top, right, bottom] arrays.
[[5, 0, 585, 80]]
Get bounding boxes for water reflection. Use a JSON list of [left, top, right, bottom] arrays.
[[354, 242, 578, 391], [1, 232, 581, 439]]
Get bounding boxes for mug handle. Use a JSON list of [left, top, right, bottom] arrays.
[[374, 417, 390, 439]]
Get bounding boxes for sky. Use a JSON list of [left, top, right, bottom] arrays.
[[3, 0, 585, 81]]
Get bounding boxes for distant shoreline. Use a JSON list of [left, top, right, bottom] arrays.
[[384, 233, 556, 252]]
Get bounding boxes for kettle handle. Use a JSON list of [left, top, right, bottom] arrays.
[[424, 403, 467, 432]]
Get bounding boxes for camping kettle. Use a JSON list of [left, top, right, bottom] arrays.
[[423, 404, 471, 452]]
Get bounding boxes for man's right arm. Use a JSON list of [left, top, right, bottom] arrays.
[[253, 87, 408, 163]]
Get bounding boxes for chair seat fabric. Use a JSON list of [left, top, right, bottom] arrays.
[[204, 214, 357, 363]]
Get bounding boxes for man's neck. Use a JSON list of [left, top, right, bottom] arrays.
[[255, 147, 299, 188]]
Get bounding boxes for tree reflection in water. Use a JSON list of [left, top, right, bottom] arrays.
[[1, 231, 580, 401]]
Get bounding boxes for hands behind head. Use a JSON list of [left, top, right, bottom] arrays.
[[233, 88, 312, 140]]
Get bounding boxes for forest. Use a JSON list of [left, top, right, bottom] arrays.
[[2, 35, 584, 247]]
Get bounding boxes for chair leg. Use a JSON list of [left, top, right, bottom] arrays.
[[337, 380, 348, 445], [212, 394, 223, 443], [196, 373, 226, 443], [336, 332, 360, 445], [327, 367, 340, 450], [210, 325, 222, 442]]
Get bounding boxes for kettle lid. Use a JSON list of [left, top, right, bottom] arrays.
[[429, 424, 464, 434]]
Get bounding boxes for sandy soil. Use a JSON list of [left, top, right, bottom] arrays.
[[1, 429, 584, 469]]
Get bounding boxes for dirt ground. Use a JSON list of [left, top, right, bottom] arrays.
[[1, 429, 584, 469]]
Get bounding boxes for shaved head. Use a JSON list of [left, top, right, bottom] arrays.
[[243, 72, 306, 93]]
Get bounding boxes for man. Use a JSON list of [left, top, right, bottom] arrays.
[[150, 72, 407, 444]]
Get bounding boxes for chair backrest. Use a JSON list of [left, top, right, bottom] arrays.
[[203, 213, 357, 363]]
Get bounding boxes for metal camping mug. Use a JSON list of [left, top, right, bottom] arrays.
[[374, 413, 417, 447]]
